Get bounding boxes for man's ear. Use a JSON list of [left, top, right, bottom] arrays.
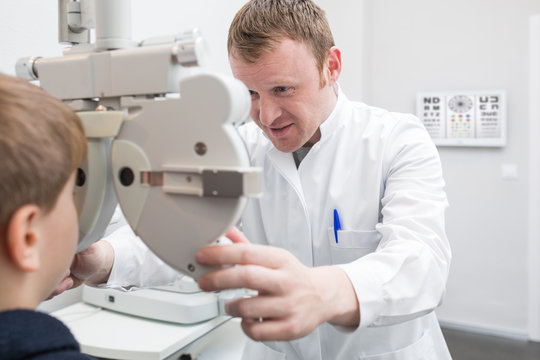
[[325, 46, 342, 86], [5, 205, 41, 271]]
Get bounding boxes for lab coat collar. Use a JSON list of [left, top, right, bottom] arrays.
[[318, 83, 348, 144], [265, 83, 348, 192], [267, 146, 304, 198]]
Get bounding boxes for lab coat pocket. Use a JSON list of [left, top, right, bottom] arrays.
[[361, 330, 434, 360], [327, 228, 381, 264]]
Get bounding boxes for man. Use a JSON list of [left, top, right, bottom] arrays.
[[66, 1, 452, 358]]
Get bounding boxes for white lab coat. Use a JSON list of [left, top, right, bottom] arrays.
[[236, 88, 451, 359], [106, 88, 452, 359]]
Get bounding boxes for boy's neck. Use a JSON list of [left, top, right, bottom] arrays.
[[0, 298, 38, 312], [0, 268, 40, 312]]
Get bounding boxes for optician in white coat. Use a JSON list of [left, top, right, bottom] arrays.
[[235, 85, 452, 359], [104, 83, 452, 359]]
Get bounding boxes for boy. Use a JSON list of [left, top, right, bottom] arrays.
[[0, 73, 92, 359]]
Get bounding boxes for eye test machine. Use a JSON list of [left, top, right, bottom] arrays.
[[17, 0, 261, 358]]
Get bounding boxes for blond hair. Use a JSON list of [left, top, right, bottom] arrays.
[[228, 0, 335, 75], [0, 73, 87, 229]]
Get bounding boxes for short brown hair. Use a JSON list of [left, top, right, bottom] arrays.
[[0, 73, 87, 229], [228, 0, 335, 74]]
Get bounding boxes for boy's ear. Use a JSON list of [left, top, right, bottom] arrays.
[[5, 205, 41, 271]]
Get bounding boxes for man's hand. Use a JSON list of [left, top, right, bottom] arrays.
[[196, 227, 360, 341], [47, 240, 114, 299]]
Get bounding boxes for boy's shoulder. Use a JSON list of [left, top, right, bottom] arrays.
[[0, 309, 93, 359]]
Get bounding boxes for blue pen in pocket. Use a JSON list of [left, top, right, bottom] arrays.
[[333, 209, 341, 243]]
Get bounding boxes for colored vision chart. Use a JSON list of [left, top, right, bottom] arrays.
[[417, 91, 506, 147]]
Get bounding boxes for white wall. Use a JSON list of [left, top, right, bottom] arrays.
[[343, 0, 540, 338], [0, 1, 62, 75], [0, 0, 246, 75], [317, 0, 367, 102]]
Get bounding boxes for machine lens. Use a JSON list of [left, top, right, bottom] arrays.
[[119, 167, 135, 186], [76, 168, 86, 187]]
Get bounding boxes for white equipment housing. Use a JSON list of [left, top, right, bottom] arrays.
[[17, 0, 261, 281]]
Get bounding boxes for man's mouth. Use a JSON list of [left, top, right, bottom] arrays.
[[268, 123, 293, 137]]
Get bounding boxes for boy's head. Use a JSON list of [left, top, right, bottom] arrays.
[[227, 0, 335, 78], [0, 73, 87, 308]]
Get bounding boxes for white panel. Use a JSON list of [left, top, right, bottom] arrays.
[[529, 14, 540, 342]]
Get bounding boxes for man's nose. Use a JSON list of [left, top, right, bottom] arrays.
[[257, 96, 282, 127]]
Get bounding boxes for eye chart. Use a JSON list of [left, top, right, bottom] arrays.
[[416, 91, 506, 147]]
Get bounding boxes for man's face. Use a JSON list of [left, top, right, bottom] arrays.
[[230, 39, 338, 153]]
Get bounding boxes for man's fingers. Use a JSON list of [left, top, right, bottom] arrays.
[[198, 264, 285, 293], [196, 243, 288, 269], [46, 276, 74, 300], [241, 317, 305, 342], [226, 227, 250, 244], [225, 296, 291, 319], [70, 275, 86, 289]]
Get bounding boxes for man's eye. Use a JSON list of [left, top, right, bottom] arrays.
[[249, 90, 259, 99], [274, 87, 293, 96]]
